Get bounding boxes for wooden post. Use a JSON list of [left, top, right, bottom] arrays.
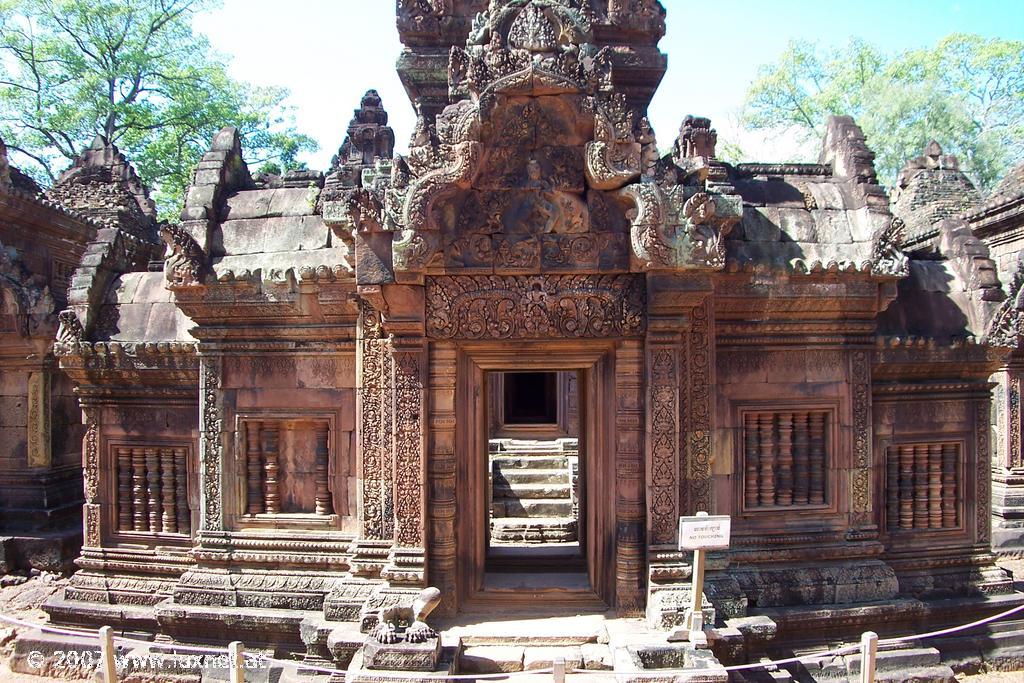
[[860, 631, 878, 683], [99, 626, 117, 683], [553, 656, 566, 683], [686, 511, 709, 632], [229, 641, 245, 683]]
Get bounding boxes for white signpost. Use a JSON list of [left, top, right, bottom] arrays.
[[678, 512, 731, 643]]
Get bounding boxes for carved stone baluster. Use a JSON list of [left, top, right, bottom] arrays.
[[886, 447, 899, 530], [744, 414, 759, 507], [757, 413, 775, 506], [117, 447, 132, 532], [808, 412, 825, 505], [160, 448, 176, 533], [898, 445, 914, 529], [315, 422, 333, 515], [776, 412, 794, 506], [145, 447, 161, 533], [246, 421, 264, 515], [792, 411, 810, 505], [132, 447, 147, 531], [262, 422, 280, 515], [928, 444, 942, 528], [174, 447, 190, 534], [941, 443, 958, 528], [913, 444, 928, 529]]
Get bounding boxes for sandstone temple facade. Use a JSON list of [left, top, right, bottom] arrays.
[[3, 0, 1024, 678]]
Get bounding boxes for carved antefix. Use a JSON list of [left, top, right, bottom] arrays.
[[425, 274, 646, 339]]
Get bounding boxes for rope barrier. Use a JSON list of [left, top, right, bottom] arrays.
[[1, 598, 1023, 680]]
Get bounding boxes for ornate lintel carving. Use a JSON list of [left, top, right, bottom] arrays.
[[987, 258, 1024, 348], [425, 274, 645, 340]]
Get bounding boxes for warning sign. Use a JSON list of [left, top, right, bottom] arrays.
[[678, 515, 731, 550]]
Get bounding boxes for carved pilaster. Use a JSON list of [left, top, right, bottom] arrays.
[[685, 296, 713, 515], [27, 370, 51, 467], [199, 354, 225, 532], [427, 342, 457, 616], [82, 406, 101, 548], [358, 301, 388, 542], [850, 350, 873, 530], [992, 361, 1024, 553], [383, 340, 427, 586], [977, 399, 992, 545], [647, 339, 680, 545], [616, 340, 646, 615]]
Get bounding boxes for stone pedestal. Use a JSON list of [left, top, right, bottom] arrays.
[[362, 635, 441, 671]]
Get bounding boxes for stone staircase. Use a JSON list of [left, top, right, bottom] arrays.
[[489, 439, 578, 545]]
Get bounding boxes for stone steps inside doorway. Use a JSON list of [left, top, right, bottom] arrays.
[[490, 516, 578, 543]]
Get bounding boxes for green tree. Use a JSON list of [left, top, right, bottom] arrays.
[[0, 0, 316, 219], [742, 35, 1024, 191]]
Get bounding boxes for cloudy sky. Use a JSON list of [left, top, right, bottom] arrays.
[[193, 0, 1024, 170]]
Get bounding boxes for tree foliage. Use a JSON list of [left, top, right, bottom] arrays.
[[0, 0, 316, 218], [742, 34, 1024, 191]]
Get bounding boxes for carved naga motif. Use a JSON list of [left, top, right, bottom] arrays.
[[987, 258, 1024, 348], [586, 93, 641, 190], [56, 309, 85, 344], [618, 183, 738, 271], [160, 224, 206, 287], [393, 103, 483, 275], [871, 216, 910, 278]]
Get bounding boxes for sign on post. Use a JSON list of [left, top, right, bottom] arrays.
[[678, 514, 731, 551], [678, 512, 731, 642]]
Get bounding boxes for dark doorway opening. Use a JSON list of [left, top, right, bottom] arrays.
[[503, 372, 558, 425], [485, 370, 587, 590]]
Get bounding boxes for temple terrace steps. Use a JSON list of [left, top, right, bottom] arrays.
[[489, 439, 578, 544]]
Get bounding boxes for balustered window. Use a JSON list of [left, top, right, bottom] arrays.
[[885, 442, 961, 532], [114, 444, 191, 535], [241, 418, 334, 517], [742, 409, 831, 510]]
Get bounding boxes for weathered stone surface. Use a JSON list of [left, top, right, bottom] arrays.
[[460, 645, 525, 673]]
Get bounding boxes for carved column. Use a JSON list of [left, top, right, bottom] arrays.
[[382, 339, 428, 586], [615, 340, 646, 615], [314, 423, 333, 516], [246, 421, 263, 515], [174, 446, 190, 534], [427, 342, 458, 616], [160, 447, 176, 533], [262, 423, 281, 515], [993, 358, 1024, 553]]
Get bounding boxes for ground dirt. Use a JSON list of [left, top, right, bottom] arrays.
[[1, 562, 1023, 681]]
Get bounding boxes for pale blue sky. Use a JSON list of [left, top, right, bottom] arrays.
[[194, 0, 1024, 168]]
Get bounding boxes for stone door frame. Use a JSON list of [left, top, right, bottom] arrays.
[[433, 340, 641, 612]]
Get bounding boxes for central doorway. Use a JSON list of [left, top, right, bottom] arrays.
[[485, 371, 585, 587], [454, 344, 616, 611]]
